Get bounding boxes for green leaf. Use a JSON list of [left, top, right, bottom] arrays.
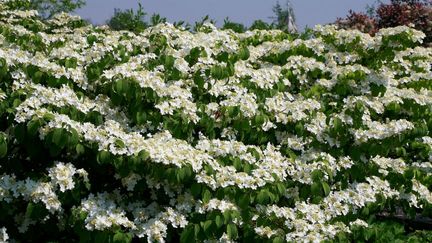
[[115, 80, 124, 94], [113, 232, 132, 243], [138, 150, 150, 161], [0, 135, 7, 158], [43, 113, 55, 121], [12, 98, 22, 108], [65, 58, 77, 69], [33, 71, 43, 83], [27, 119, 41, 137], [211, 65, 225, 79], [193, 74, 205, 88], [25, 202, 35, 218], [136, 111, 147, 124], [255, 114, 265, 125], [176, 168, 185, 182], [333, 117, 343, 131], [227, 106, 239, 117], [114, 139, 126, 148], [94, 232, 109, 242], [194, 223, 201, 238], [226, 223, 238, 239], [75, 144, 85, 155], [276, 183, 286, 195], [202, 189, 212, 204], [52, 128, 67, 148], [78, 229, 91, 242], [311, 182, 322, 196], [239, 47, 250, 60], [311, 170, 323, 181], [295, 122, 304, 135], [238, 194, 249, 209], [215, 215, 223, 228], [201, 220, 213, 235], [165, 55, 175, 68], [223, 211, 231, 224], [180, 225, 194, 243], [190, 183, 202, 198], [322, 182, 331, 196], [25, 202, 47, 219], [97, 151, 111, 164], [68, 128, 80, 146], [273, 237, 285, 243]]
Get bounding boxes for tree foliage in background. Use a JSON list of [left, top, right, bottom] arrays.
[[150, 13, 167, 26], [222, 17, 246, 33], [193, 15, 217, 32], [336, 0, 432, 44], [106, 3, 148, 32], [271, 0, 298, 33], [30, 0, 85, 19], [336, 10, 378, 35], [249, 19, 273, 30], [104, 1, 297, 33], [106, 4, 190, 32]]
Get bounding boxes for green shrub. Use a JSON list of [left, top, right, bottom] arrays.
[[0, 0, 431, 242]]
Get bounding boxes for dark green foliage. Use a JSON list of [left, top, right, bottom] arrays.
[[249, 20, 273, 30], [222, 17, 246, 33], [107, 3, 147, 32]]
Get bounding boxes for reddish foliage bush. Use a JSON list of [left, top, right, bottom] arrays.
[[335, 0, 432, 44], [335, 10, 378, 35]]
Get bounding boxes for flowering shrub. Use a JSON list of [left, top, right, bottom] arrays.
[[0, 0, 432, 242]]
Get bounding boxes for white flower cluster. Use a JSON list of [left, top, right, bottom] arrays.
[[14, 83, 129, 125], [0, 227, 8, 243], [257, 176, 399, 242], [265, 93, 321, 124], [1, 162, 86, 213], [254, 226, 280, 239], [0, 90, 6, 101], [371, 156, 407, 176], [79, 192, 135, 231], [412, 179, 432, 205], [133, 207, 188, 242], [119, 173, 142, 191], [196, 199, 238, 214], [48, 162, 78, 192], [79, 192, 189, 242], [353, 119, 414, 144]]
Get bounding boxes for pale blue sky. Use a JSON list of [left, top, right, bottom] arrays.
[[74, 0, 387, 30]]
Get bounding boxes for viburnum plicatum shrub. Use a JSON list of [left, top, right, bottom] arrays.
[[1, 0, 432, 242], [336, 0, 432, 45]]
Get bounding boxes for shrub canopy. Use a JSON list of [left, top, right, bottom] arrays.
[[0, 0, 432, 242]]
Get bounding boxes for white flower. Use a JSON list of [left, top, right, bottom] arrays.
[[121, 173, 142, 191], [0, 227, 8, 243], [48, 162, 77, 192]]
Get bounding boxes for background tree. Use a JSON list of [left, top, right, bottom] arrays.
[[222, 17, 246, 33], [30, 0, 85, 19], [336, 0, 432, 44], [149, 13, 167, 26], [271, 0, 298, 33], [193, 15, 217, 32], [249, 19, 273, 30], [107, 3, 148, 32], [335, 10, 378, 35]]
